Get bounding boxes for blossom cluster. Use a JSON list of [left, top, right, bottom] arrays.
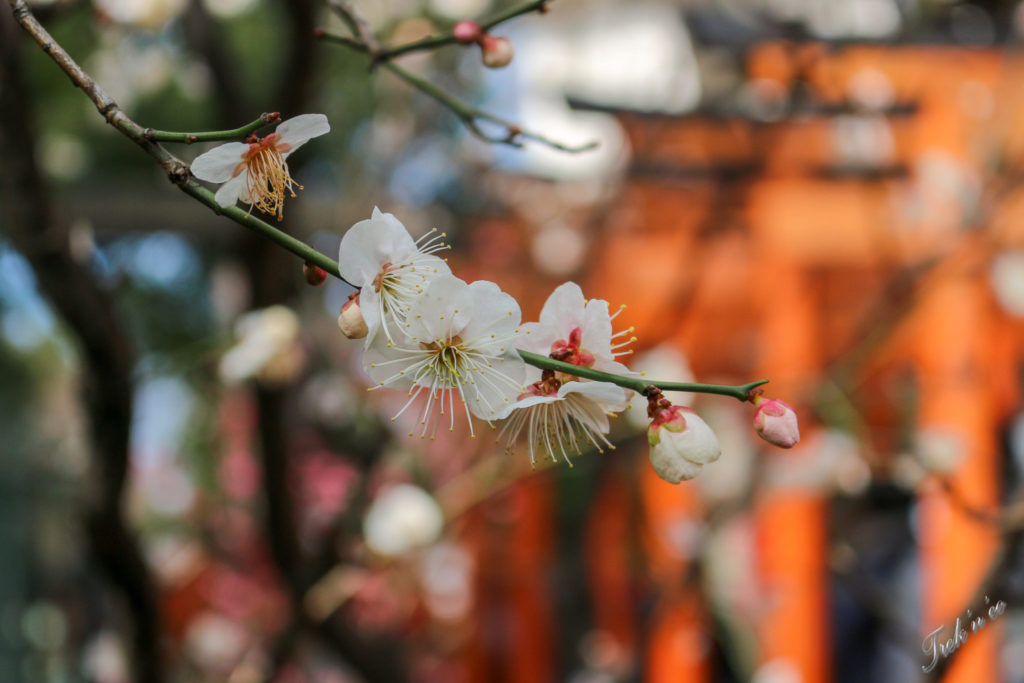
[[190, 117, 799, 482], [334, 209, 801, 482]]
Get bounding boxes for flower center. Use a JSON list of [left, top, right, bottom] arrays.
[[240, 133, 301, 222], [549, 327, 595, 367], [519, 369, 561, 399], [372, 262, 394, 295], [420, 336, 467, 383]]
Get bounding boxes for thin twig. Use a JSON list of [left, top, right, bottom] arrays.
[[7, 0, 348, 283], [320, 2, 598, 153], [369, 0, 552, 62], [145, 112, 281, 143]]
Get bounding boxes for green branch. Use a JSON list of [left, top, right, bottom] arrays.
[[319, 32, 597, 152], [373, 0, 552, 61], [517, 350, 767, 402], [10, 0, 764, 402], [319, 1, 597, 153], [144, 112, 281, 143], [178, 180, 347, 283]]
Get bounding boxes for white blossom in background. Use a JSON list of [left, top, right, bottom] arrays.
[[183, 612, 248, 672], [990, 250, 1024, 317], [219, 305, 304, 385], [338, 208, 451, 347], [915, 427, 965, 474], [93, 0, 187, 29], [190, 113, 329, 220], [498, 378, 626, 465], [419, 542, 475, 622], [364, 484, 444, 557], [364, 275, 525, 436]]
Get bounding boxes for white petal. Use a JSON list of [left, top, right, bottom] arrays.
[[566, 393, 612, 435], [515, 321, 552, 355], [276, 113, 330, 152], [359, 286, 383, 348], [650, 444, 704, 483], [214, 174, 248, 208], [495, 393, 560, 419], [363, 333, 416, 391], [405, 275, 472, 342], [338, 210, 419, 285], [190, 142, 247, 182], [538, 281, 586, 333], [462, 279, 521, 345], [581, 298, 614, 361], [558, 381, 628, 408], [465, 362, 524, 421], [668, 412, 721, 465]]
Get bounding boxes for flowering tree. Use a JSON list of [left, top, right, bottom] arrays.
[[0, 1, 799, 681]]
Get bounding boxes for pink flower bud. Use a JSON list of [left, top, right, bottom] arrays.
[[647, 405, 721, 484], [453, 20, 482, 45], [303, 262, 327, 287], [480, 35, 514, 69], [338, 294, 368, 339], [752, 398, 800, 448]]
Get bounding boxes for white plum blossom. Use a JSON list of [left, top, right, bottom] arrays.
[[497, 377, 627, 465], [496, 281, 637, 463], [338, 208, 451, 347], [518, 281, 635, 380], [190, 113, 329, 220], [364, 274, 526, 436]]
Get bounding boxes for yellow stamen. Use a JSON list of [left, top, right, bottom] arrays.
[[242, 135, 301, 221]]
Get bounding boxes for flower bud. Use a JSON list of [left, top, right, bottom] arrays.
[[303, 262, 327, 286], [752, 397, 800, 448], [338, 294, 368, 339], [480, 35, 514, 69], [647, 405, 721, 484], [453, 20, 482, 45]]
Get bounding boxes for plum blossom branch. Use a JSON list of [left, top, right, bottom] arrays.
[[7, 0, 758, 403], [319, 2, 597, 153], [6, 0, 349, 284], [144, 111, 281, 143], [380, 59, 597, 152], [365, 0, 552, 62], [518, 350, 768, 402]]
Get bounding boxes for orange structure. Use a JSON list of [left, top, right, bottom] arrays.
[[571, 34, 1024, 683]]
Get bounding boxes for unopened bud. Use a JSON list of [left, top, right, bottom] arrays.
[[453, 20, 482, 45], [647, 404, 721, 484], [480, 35, 514, 69], [303, 262, 327, 286], [338, 294, 368, 339], [752, 397, 800, 449]]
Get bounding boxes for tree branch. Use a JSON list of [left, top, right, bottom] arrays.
[[320, 1, 598, 153], [0, 9, 162, 681]]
